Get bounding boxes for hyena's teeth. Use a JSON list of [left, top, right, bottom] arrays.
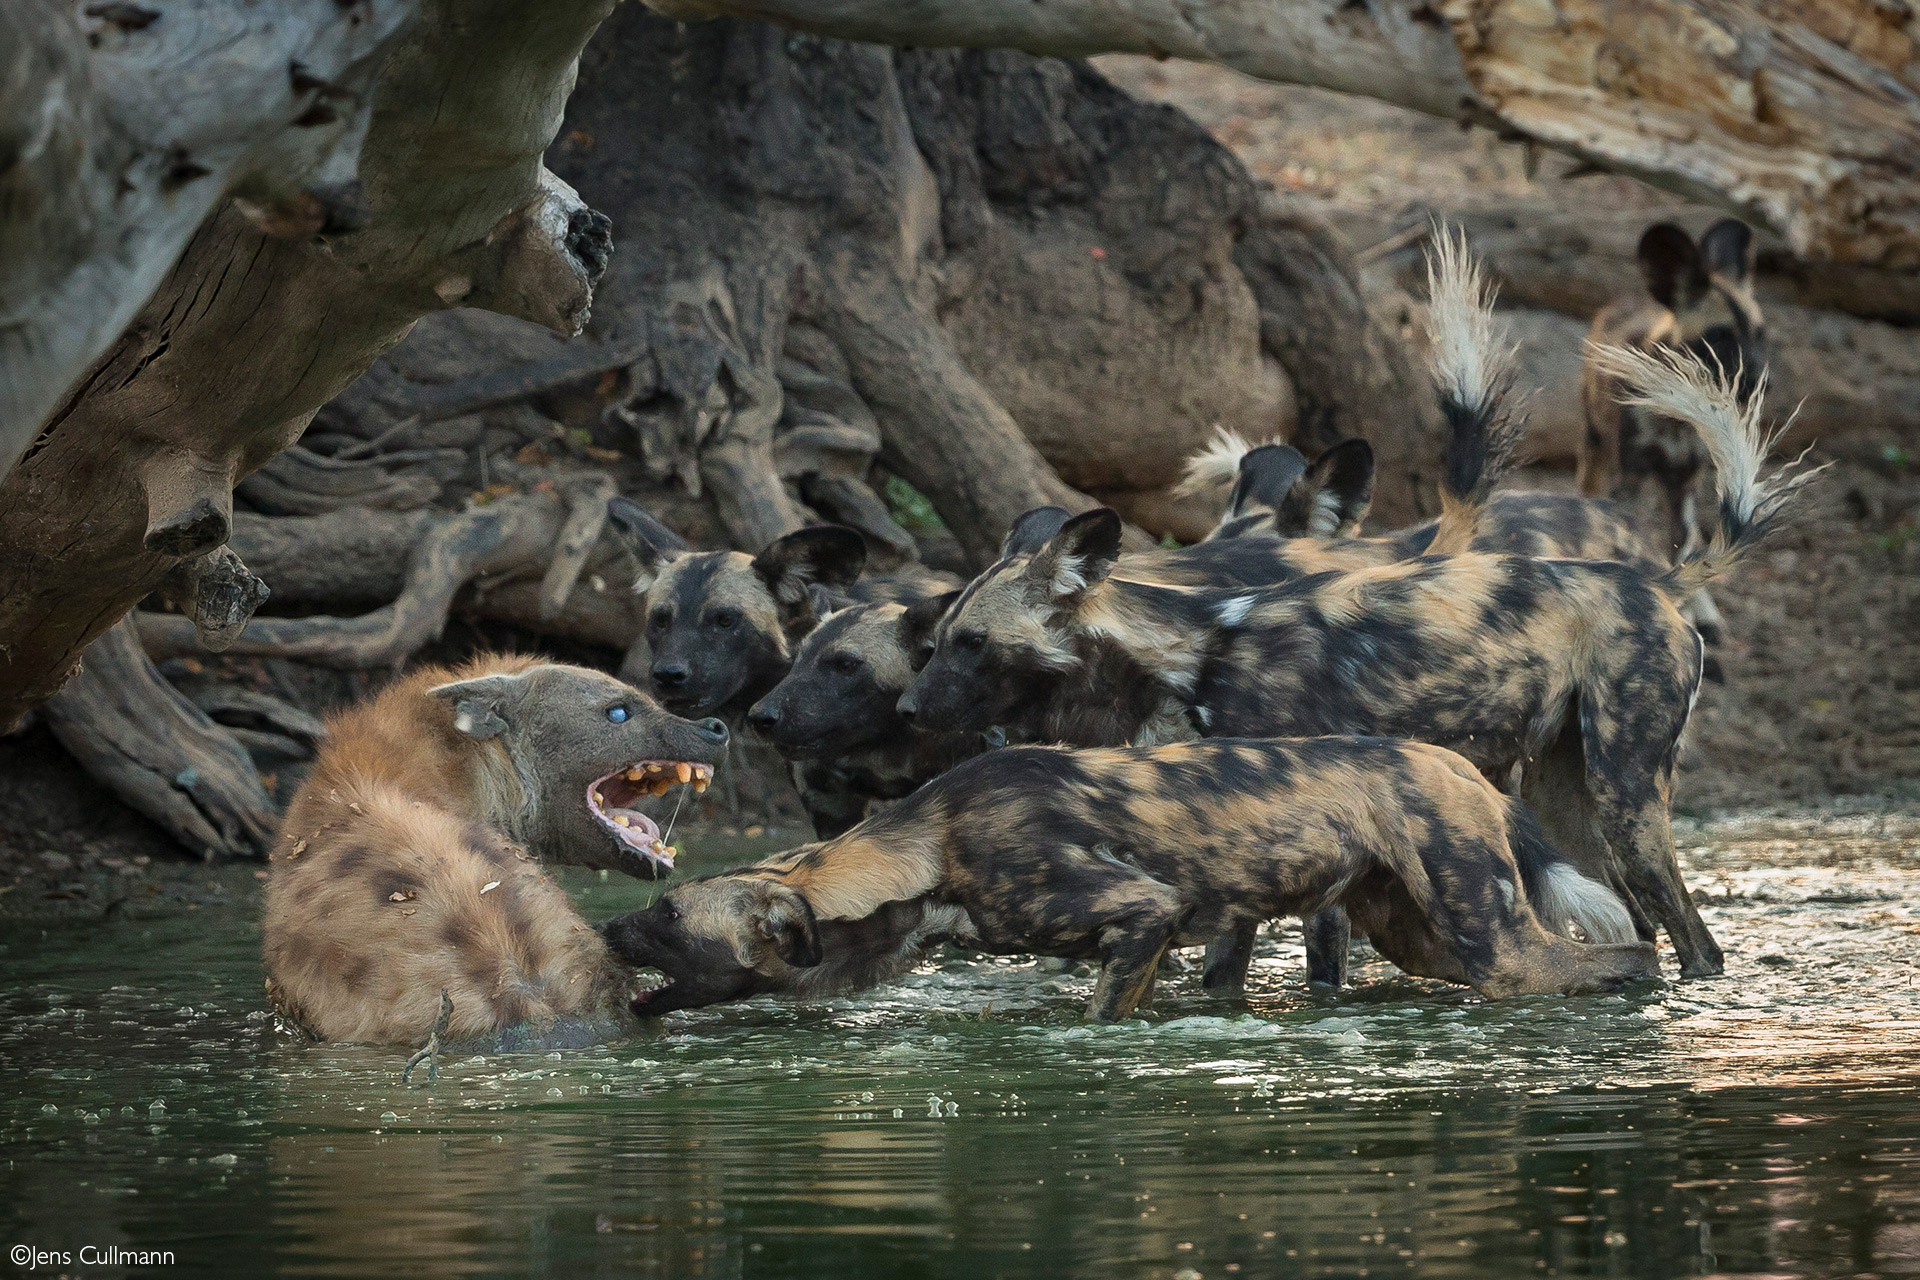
[[652, 779, 675, 797], [592, 790, 605, 806], [645, 762, 665, 775], [675, 763, 692, 784], [625, 768, 644, 782], [613, 814, 631, 828], [694, 764, 712, 780], [692, 778, 709, 794]]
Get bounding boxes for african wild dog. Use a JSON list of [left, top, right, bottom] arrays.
[[606, 497, 959, 837], [261, 655, 725, 1045], [597, 738, 1656, 1021], [1580, 218, 1765, 639], [902, 345, 1819, 983]]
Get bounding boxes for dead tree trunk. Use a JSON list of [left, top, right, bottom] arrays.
[[0, 0, 620, 729], [0, 0, 417, 476], [646, 0, 1920, 272]]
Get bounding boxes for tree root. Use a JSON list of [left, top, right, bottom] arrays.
[[42, 619, 276, 859]]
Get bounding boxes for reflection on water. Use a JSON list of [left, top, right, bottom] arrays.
[[2, 813, 1917, 1278]]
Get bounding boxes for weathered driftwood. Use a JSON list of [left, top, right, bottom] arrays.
[[0, 0, 622, 729], [646, 0, 1920, 271], [0, 0, 415, 475], [42, 619, 276, 859]]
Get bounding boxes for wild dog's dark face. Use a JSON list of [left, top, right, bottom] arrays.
[[899, 509, 1123, 734], [597, 874, 822, 1015], [428, 664, 728, 879], [1638, 219, 1765, 358], [748, 601, 924, 758], [608, 498, 866, 718]]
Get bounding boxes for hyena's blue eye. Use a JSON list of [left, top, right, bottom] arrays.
[[607, 706, 629, 724]]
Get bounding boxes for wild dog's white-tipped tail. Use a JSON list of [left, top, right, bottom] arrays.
[[1425, 223, 1524, 553], [1174, 427, 1259, 498], [1532, 864, 1638, 945], [1589, 341, 1827, 595]]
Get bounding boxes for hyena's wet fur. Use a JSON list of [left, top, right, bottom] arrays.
[[1579, 219, 1765, 640], [904, 349, 1820, 982], [262, 655, 727, 1046], [599, 738, 1657, 1022], [607, 497, 958, 836]]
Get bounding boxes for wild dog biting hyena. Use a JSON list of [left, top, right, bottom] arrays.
[[606, 496, 959, 837], [1580, 219, 1765, 640], [597, 738, 1657, 1022], [262, 655, 726, 1046], [903, 345, 1821, 985]]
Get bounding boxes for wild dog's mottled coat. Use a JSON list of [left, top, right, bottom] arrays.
[[599, 738, 1655, 1021], [262, 655, 726, 1045], [905, 349, 1818, 980]]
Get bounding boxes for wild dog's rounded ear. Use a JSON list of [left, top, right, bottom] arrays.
[[754, 883, 823, 969], [606, 497, 688, 593], [1224, 444, 1309, 525], [427, 671, 534, 739], [1029, 508, 1123, 602], [1281, 438, 1375, 538], [1636, 223, 1707, 313], [901, 591, 959, 668], [1000, 506, 1073, 559], [804, 582, 842, 621], [1699, 219, 1756, 283], [752, 526, 869, 608]]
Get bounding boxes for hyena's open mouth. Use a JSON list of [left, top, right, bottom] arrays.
[[587, 762, 714, 871]]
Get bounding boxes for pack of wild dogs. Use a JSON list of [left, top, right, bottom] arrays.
[[262, 223, 1820, 1047]]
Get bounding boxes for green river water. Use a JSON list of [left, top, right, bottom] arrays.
[[3, 812, 1917, 1278]]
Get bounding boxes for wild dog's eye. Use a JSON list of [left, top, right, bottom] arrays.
[[955, 631, 987, 652], [709, 607, 740, 630], [831, 652, 863, 675], [607, 705, 629, 724], [663, 902, 680, 923], [648, 607, 672, 631]]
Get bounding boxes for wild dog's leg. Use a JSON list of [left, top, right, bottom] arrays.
[[1304, 908, 1351, 988], [1087, 906, 1182, 1023], [1522, 720, 1657, 943], [1578, 696, 1724, 976], [1202, 922, 1258, 991]]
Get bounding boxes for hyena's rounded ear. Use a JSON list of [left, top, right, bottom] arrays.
[[752, 526, 868, 607], [754, 884, 823, 969], [606, 497, 688, 593], [427, 671, 534, 739], [1224, 444, 1309, 526], [1699, 219, 1756, 284], [1636, 222, 1707, 313], [1029, 508, 1124, 602], [1000, 506, 1073, 559], [1278, 438, 1374, 538], [901, 591, 960, 669]]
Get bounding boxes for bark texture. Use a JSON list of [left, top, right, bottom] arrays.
[[0, 0, 415, 474], [0, 0, 621, 729], [646, 0, 1920, 270]]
